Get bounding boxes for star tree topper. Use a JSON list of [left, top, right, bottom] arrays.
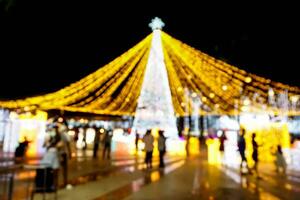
[[149, 17, 165, 31]]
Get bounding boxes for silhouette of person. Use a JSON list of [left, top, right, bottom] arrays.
[[238, 128, 248, 173], [185, 134, 190, 158], [82, 125, 88, 151], [143, 129, 154, 169], [275, 145, 287, 174], [251, 133, 259, 175], [15, 136, 31, 163], [158, 130, 166, 168], [102, 130, 113, 159], [73, 127, 79, 143], [56, 121, 72, 188], [219, 130, 227, 164], [93, 126, 101, 158], [135, 132, 140, 152]]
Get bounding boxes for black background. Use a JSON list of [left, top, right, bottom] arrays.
[[0, 1, 299, 100]]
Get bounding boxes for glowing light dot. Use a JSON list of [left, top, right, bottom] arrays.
[[268, 89, 275, 96], [209, 93, 215, 98], [100, 128, 105, 134], [215, 104, 220, 108], [285, 183, 292, 190], [191, 92, 197, 98], [222, 85, 228, 91], [177, 87, 183, 92], [68, 130, 75, 136], [245, 77, 252, 83], [58, 117, 63, 123], [181, 102, 185, 107], [290, 95, 299, 103], [24, 106, 30, 111], [241, 106, 247, 112], [202, 97, 207, 102], [243, 99, 250, 106]]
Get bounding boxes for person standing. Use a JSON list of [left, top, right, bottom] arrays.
[[82, 125, 88, 151], [251, 133, 259, 176], [73, 126, 79, 144], [158, 130, 166, 168], [93, 126, 101, 158], [143, 129, 154, 169], [238, 128, 248, 173], [41, 127, 61, 170], [185, 134, 190, 158], [57, 122, 72, 189], [275, 145, 287, 174], [102, 130, 113, 159], [14, 136, 31, 163], [135, 132, 140, 152], [219, 131, 227, 164]]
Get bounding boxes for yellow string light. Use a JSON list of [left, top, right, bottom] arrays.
[[0, 31, 300, 116]]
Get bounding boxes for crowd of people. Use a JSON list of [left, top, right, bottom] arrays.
[[20, 119, 167, 190], [40, 119, 118, 186], [14, 115, 299, 188], [210, 127, 294, 178], [236, 128, 288, 177]]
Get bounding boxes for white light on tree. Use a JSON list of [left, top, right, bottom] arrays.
[[132, 19, 178, 138]]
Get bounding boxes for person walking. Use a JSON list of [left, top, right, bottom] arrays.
[[143, 129, 154, 169], [238, 128, 248, 174], [251, 133, 259, 176], [158, 130, 166, 168]]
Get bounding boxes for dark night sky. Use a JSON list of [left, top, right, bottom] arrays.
[[0, 1, 299, 100]]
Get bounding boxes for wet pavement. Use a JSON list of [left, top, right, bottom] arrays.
[[2, 149, 300, 200], [123, 155, 300, 200]]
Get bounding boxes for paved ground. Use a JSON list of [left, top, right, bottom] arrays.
[[1, 149, 300, 200]]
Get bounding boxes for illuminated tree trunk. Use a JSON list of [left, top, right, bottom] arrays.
[[132, 30, 178, 139]]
